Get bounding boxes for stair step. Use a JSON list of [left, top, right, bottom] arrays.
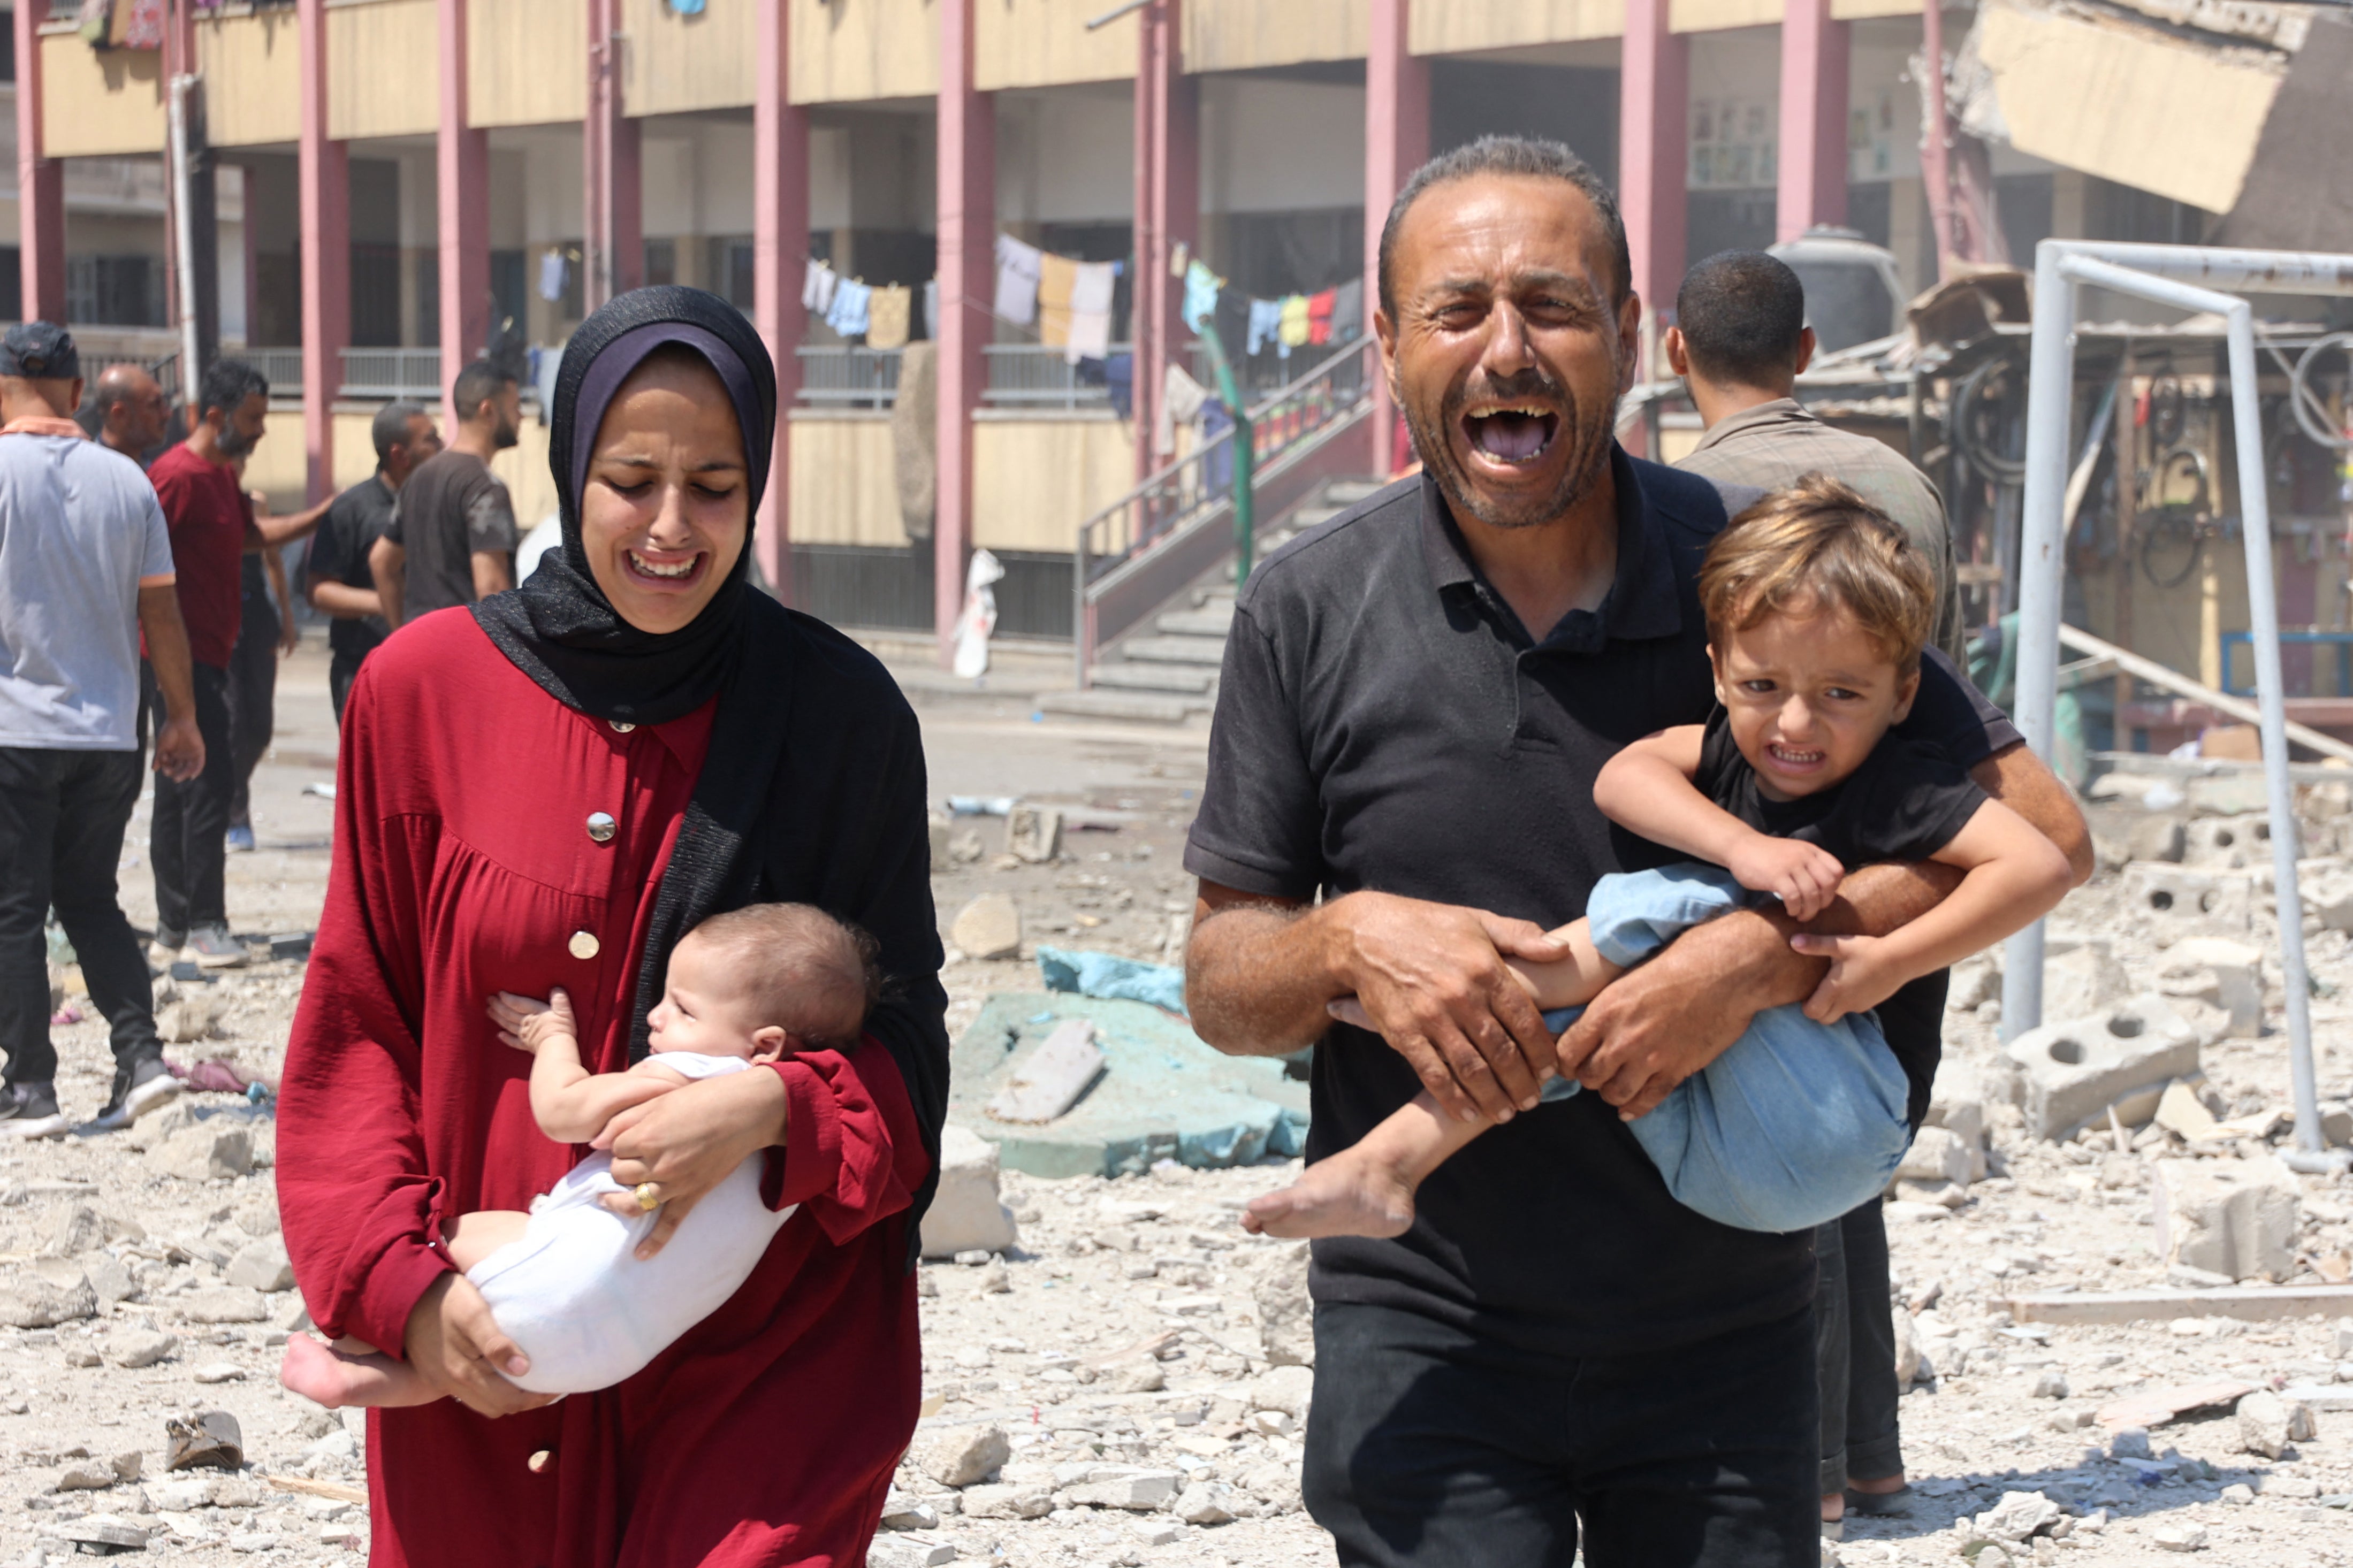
[[1092, 663, 1215, 695], [1155, 606, 1234, 637], [1037, 689, 1202, 724], [1118, 635, 1228, 667]]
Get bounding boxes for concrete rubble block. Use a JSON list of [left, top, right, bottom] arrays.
[[958, 1482, 1054, 1519], [867, 1536, 958, 1568], [1252, 1242, 1313, 1368], [142, 1478, 210, 1511], [879, 1491, 940, 1532], [1924, 1063, 1989, 1161], [2127, 815, 2187, 865], [1065, 1466, 1182, 1510], [52, 1461, 118, 1491], [225, 1235, 294, 1293], [0, 1259, 97, 1328], [1005, 806, 1063, 865], [1898, 1126, 1973, 1187], [984, 1020, 1105, 1125], [164, 1410, 243, 1472], [2000, 993, 2202, 1140], [1175, 1481, 1237, 1526], [125, 1098, 201, 1152], [2152, 1157, 2301, 1283], [156, 991, 226, 1045], [39, 1202, 139, 1258], [1973, 1490, 2063, 1542], [918, 1125, 1020, 1261], [2122, 865, 2251, 932], [2156, 937, 2265, 1038], [927, 811, 953, 869], [1892, 1310, 1924, 1391], [2304, 865, 2353, 932], [60, 1520, 147, 1552], [2043, 942, 2131, 1022], [912, 1423, 1009, 1489], [2182, 813, 2274, 869], [2236, 1389, 2318, 1458], [84, 1252, 136, 1307], [2152, 1522, 2209, 1553], [178, 1288, 270, 1324], [950, 895, 1023, 962], [108, 1329, 177, 1369], [146, 1121, 254, 1182], [1249, 1364, 1315, 1422], [1946, 955, 2001, 1014], [2188, 772, 2270, 815]]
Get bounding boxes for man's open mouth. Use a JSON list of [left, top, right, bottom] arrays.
[[1461, 404, 1561, 465]]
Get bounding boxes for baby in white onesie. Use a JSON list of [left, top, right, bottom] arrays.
[[277, 902, 880, 1407]]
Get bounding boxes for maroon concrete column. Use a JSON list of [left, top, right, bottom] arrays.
[[1132, 0, 1196, 485], [585, 0, 643, 311], [752, 0, 808, 601], [1364, 0, 1427, 476], [298, 0, 350, 506], [1776, 0, 1849, 241], [935, 0, 994, 660], [1619, 0, 1687, 454], [438, 0, 489, 418], [13, 4, 64, 324]]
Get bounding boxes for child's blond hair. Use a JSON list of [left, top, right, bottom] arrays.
[[1697, 475, 1937, 674]]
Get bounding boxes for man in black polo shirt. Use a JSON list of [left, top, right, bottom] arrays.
[[1183, 137, 2090, 1567], [305, 402, 440, 722]]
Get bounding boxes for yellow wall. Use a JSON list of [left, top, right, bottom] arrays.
[[972, 414, 1134, 553], [39, 31, 164, 158], [1667, 0, 1778, 30], [1184, 0, 1366, 74], [1829, 0, 1932, 17], [625, 0, 758, 116], [789, 413, 907, 546], [199, 11, 301, 148], [975, 0, 1138, 91], [328, 0, 439, 141], [471, 0, 587, 128], [790, 0, 940, 105], [1411, 0, 1623, 52]]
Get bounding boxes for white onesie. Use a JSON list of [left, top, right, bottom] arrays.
[[463, 1051, 797, 1395]]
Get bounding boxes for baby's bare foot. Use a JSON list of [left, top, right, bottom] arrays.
[[278, 1334, 361, 1408], [1242, 1150, 1418, 1240]]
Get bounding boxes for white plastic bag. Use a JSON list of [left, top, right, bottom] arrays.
[[951, 548, 1006, 680]]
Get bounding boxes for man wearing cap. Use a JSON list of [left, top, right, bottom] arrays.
[[142, 358, 332, 969], [0, 324, 204, 1137]]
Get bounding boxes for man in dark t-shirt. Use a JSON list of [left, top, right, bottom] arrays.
[[371, 358, 519, 625], [1181, 140, 2092, 1568], [307, 402, 440, 721]]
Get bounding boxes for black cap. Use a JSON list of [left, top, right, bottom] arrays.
[[0, 323, 80, 381]]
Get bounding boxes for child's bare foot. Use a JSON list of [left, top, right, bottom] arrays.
[[1242, 1149, 1418, 1240], [278, 1333, 438, 1410]]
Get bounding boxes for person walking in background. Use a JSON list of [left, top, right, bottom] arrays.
[[89, 363, 170, 466], [1667, 250, 1967, 667], [370, 360, 521, 627], [0, 325, 204, 1138], [143, 358, 331, 969], [307, 402, 440, 723], [1664, 248, 1964, 1535], [224, 486, 301, 853]]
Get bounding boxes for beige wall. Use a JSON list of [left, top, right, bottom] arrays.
[[328, 0, 439, 141], [626, 0, 758, 116], [40, 31, 164, 158], [1667, 0, 1778, 31], [199, 11, 302, 149], [976, 0, 1138, 91], [472, 0, 587, 128], [790, 0, 940, 105], [789, 413, 907, 547], [972, 413, 1134, 553], [1184, 0, 1366, 74], [1411, 0, 1624, 52]]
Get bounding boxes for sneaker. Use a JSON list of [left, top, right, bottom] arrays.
[[93, 1055, 181, 1133], [148, 928, 186, 966], [184, 925, 248, 970], [226, 822, 256, 853], [0, 1082, 67, 1139]]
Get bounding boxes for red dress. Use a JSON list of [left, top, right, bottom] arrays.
[[279, 611, 927, 1568]]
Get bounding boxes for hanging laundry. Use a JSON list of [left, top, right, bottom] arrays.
[[1066, 260, 1117, 365], [1170, 242, 1189, 278], [826, 277, 873, 339], [119, 0, 164, 49], [802, 257, 837, 316], [1331, 277, 1365, 345], [1277, 294, 1312, 358], [1306, 288, 1337, 347], [1036, 251, 1078, 350], [1157, 361, 1209, 459], [923, 278, 940, 340], [1246, 297, 1284, 357], [1183, 260, 1221, 332], [538, 250, 569, 304], [994, 234, 1043, 326], [866, 285, 913, 351]]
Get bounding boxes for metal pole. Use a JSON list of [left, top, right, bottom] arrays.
[[1917, 0, 1957, 282], [168, 77, 202, 397], [1195, 323, 1253, 587], [2001, 238, 2076, 1039]]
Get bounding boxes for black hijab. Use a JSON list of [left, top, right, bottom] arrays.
[[473, 287, 949, 1258]]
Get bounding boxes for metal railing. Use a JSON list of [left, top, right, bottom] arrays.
[[1190, 330, 1364, 403], [1074, 335, 1377, 685], [796, 345, 903, 408], [984, 342, 1130, 409], [339, 347, 444, 400], [247, 348, 305, 394]]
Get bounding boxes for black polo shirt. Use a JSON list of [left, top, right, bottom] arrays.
[[1185, 450, 2019, 1357], [307, 473, 399, 662]]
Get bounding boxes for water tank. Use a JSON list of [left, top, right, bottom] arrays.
[[1768, 226, 1906, 355]]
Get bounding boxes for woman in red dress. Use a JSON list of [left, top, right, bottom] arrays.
[[278, 287, 949, 1567]]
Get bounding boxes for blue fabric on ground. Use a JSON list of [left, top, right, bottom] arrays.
[[1037, 946, 1188, 1014], [1536, 865, 1913, 1234]]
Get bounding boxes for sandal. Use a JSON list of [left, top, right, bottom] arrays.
[[1844, 1483, 1914, 1517]]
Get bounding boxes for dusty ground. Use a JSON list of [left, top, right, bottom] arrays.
[[3, 637, 2351, 1566]]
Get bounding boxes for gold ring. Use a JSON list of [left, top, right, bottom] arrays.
[[633, 1182, 661, 1212]]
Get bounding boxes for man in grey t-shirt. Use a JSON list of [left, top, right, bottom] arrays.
[[0, 324, 206, 1138], [371, 358, 520, 625]]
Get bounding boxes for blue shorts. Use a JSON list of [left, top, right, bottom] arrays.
[[1536, 863, 1913, 1234]]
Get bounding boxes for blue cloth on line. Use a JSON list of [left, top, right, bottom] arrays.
[[1037, 946, 1188, 1014], [1246, 298, 1284, 357], [1534, 863, 1912, 1234], [1183, 261, 1221, 332], [825, 277, 873, 338]]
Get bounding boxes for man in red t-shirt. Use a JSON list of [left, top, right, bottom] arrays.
[[144, 359, 331, 967]]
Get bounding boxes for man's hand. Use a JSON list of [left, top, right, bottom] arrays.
[[1338, 892, 1570, 1125], [1724, 832, 1845, 922], [278, 617, 300, 656], [1558, 906, 1792, 1120], [153, 714, 205, 783], [1790, 932, 1907, 1024], [400, 1274, 555, 1419]]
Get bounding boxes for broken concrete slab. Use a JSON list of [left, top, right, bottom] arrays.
[[950, 994, 1307, 1178], [918, 1125, 1020, 1261], [1899, 1125, 1975, 1187], [2237, 1389, 2318, 1458], [951, 895, 1023, 961], [2001, 992, 2202, 1139], [984, 1019, 1105, 1125], [0, 1259, 96, 1327], [2153, 1156, 2301, 1282], [224, 1235, 293, 1293], [2007, 1282, 2353, 1325], [2043, 942, 2131, 1021], [2182, 813, 2274, 869], [1005, 806, 1062, 865], [2093, 1378, 2256, 1432], [2157, 937, 2265, 1038], [2121, 864, 2251, 932], [912, 1423, 1008, 1488], [144, 1122, 253, 1182]]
